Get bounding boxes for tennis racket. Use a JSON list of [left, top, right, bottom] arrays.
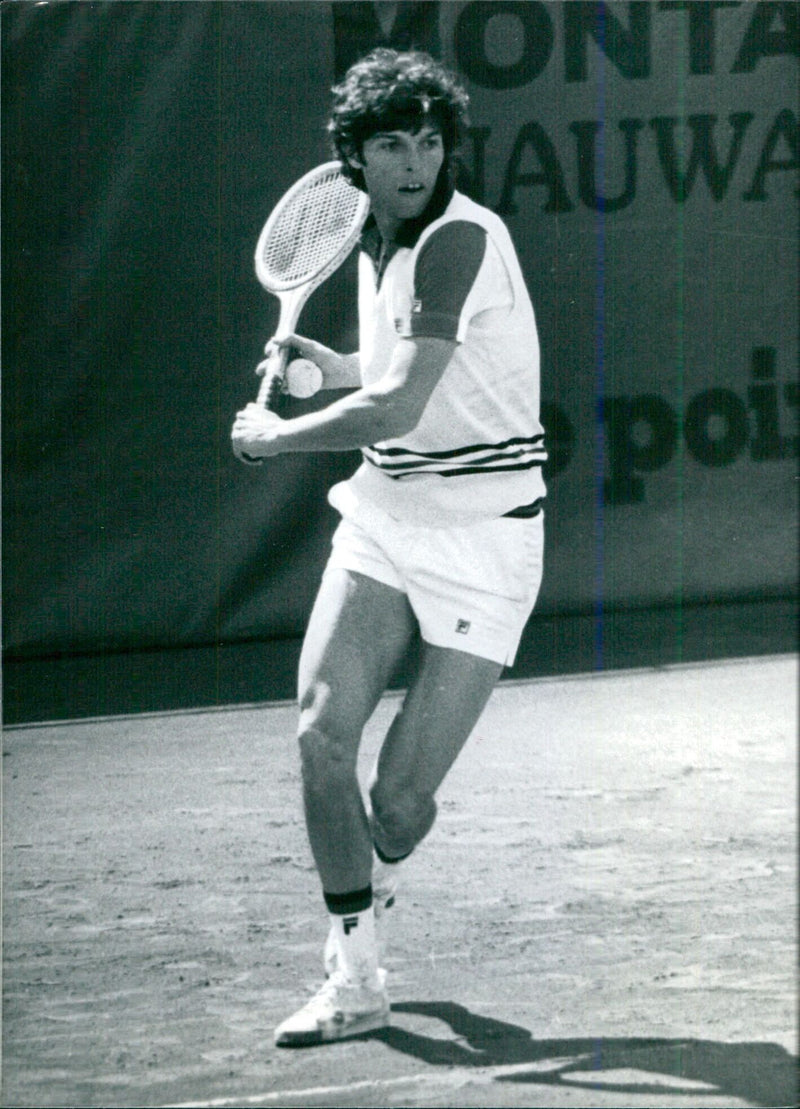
[[253, 161, 370, 409]]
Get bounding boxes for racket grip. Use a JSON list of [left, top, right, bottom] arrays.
[[255, 343, 289, 409]]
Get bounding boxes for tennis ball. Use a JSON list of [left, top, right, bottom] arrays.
[[285, 358, 323, 398]]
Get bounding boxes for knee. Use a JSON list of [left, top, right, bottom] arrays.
[[370, 781, 437, 853], [296, 695, 357, 793]]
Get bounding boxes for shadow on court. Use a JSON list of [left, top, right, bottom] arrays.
[[364, 1002, 798, 1108]]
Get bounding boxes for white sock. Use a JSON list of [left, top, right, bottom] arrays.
[[328, 905, 380, 986]]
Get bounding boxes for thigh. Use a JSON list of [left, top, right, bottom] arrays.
[[373, 641, 503, 798], [298, 568, 417, 746]]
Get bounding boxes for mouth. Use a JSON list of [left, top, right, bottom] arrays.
[[398, 183, 426, 195]]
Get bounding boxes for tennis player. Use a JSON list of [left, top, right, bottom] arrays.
[[232, 48, 547, 1047]]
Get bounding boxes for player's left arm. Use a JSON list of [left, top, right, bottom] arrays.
[[231, 221, 486, 460]]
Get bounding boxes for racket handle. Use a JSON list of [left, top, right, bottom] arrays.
[[255, 343, 289, 409]]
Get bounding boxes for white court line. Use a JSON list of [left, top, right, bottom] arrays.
[[161, 1058, 581, 1108]]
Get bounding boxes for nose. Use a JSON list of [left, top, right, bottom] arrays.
[[405, 144, 422, 173]]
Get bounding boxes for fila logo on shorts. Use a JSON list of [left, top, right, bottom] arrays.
[[456, 619, 471, 634]]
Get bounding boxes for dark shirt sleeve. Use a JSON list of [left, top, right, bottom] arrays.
[[409, 221, 487, 341]]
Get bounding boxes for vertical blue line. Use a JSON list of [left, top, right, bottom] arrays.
[[593, 5, 607, 672], [593, 1037, 603, 1072], [675, 15, 686, 663]]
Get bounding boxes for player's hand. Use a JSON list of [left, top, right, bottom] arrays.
[[231, 403, 285, 464], [280, 334, 339, 376], [259, 334, 355, 391]]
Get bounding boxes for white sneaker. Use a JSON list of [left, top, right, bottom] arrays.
[[274, 970, 390, 1047], [323, 860, 399, 976]]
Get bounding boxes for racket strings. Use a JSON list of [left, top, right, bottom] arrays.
[[261, 173, 364, 286]]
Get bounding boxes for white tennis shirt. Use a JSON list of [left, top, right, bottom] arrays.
[[337, 189, 547, 527]]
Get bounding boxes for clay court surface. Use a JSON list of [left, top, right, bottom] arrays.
[[2, 654, 797, 1108]]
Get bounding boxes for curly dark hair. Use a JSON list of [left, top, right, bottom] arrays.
[[328, 49, 470, 190]]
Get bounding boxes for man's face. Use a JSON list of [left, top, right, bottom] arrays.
[[351, 124, 445, 233]]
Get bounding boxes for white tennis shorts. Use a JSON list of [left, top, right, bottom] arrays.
[[325, 483, 544, 666]]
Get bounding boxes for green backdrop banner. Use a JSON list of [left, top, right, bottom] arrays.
[[3, 2, 797, 665]]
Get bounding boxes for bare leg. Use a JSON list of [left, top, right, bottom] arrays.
[[297, 569, 416, 894], [369, 641, 503, 859]]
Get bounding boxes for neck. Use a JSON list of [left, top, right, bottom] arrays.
[[373, 212, 402, 244]]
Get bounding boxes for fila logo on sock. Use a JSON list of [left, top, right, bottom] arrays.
[[456, 619, 471, 634], [342, 915, 359, 935]]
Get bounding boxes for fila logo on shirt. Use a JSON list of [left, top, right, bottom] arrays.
[[455, 619, 471, 635], [343, 915, 359, 934]]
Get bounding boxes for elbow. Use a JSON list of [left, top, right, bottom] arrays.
[[371, 394, 424, 441]]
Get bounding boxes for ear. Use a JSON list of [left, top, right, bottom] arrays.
[[339, 140, 363, 172]]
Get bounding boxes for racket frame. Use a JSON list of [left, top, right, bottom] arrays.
[[253, 161, 369, 409]]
